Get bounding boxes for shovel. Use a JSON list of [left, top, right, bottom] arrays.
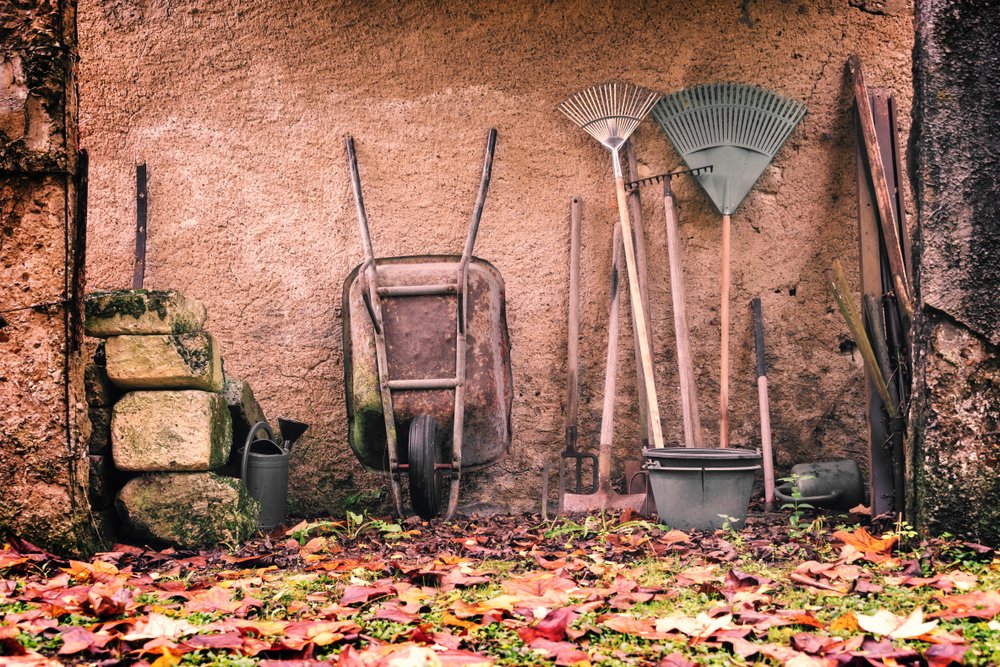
[[562, 220, 646, 513]]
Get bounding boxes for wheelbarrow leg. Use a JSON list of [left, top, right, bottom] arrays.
[[347, 137, 407, 519], [445, 284, 469, 521]]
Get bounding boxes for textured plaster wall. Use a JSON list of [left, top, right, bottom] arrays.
[[78, 0, 914, 515], [911, 0, 1000, 544]]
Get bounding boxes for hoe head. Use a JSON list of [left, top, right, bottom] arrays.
[[651, 83, 806, 215]]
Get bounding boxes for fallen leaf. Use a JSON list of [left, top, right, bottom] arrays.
[[930, 590, 1000, 620], [655, 613, 734, 643], [829, 611, 859, 633], [856, 608, 938, 639], [341, 584, 393, 606], [832, 527, 897, 562]]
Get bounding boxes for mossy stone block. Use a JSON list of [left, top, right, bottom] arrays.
[[106, 333, 224, 392], [85, 290, 207, 337], [116, 472, 260, 549], [112, 390, 232, 472]]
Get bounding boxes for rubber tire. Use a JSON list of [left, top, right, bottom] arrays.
[[408, 414, 442, 519]]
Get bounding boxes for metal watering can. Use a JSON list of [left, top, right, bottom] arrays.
[[774, 460, 865, 511], [241, 418, 308, 530]]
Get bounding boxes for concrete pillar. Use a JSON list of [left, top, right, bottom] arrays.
[[0, 0, 99, 554], [912, 0, 1000, 543]]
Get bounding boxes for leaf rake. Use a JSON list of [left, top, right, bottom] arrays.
[[652, 83, 806, 448], [559, 82, 663, 512]]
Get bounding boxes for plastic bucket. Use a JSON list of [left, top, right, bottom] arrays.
[[643, 447, 762, 530]]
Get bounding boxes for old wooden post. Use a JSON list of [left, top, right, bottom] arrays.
[[0, 0, 100, 554]]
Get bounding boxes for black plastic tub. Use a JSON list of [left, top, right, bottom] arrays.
[[643, 447, 762, 530]]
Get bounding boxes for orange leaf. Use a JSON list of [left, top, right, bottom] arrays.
[[831, 527, 897, 561], [830, 611, 859, 633]]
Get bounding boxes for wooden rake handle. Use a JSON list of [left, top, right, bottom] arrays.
[[720, 213, 732, 448], [613, 168, 665, 449], [663, 184, 703, 448]]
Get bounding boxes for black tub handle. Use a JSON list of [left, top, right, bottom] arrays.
[[773, 482, 839, 505], [644, 464, 762, 473]]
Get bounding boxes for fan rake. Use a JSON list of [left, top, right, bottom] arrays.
[[559, 82, 663, 513], [652, 83, 805, 448]]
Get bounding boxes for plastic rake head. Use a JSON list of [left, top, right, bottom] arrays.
[[560, 82, 661, 156], [651, 83, 806, 214]]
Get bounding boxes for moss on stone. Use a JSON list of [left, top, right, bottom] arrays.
[[209, 394, 233, 468], [85, 290, 171, 321], [171, 333, 211, 374], [85, 290, 206, 337], [117, 472, 259, 549]]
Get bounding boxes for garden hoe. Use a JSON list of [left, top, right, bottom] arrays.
[[652, 84, 805, 447], [560, 82, 666, 455]]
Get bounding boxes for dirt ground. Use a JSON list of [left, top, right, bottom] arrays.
[[76, 0, 914, 515]]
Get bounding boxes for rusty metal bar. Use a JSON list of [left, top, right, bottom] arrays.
[[386, 378, 460, 391], [377, 284, 457, 297], [132, 163, 147, 290]]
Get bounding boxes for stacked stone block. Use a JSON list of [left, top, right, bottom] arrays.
[[84, 290, 260, 549]]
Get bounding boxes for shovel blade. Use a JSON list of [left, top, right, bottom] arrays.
[[561, 490, 647, 514]]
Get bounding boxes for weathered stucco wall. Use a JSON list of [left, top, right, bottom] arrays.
[[1, 0, 99, 553], [77, 0, 914, 515], [911, 0, 1000, 543]]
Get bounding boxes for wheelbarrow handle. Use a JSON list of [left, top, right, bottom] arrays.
[[345, 135, 377, 266], [241, 421, 276, 482], [460, 128, 497, 267], [773, 482, 840, 506]]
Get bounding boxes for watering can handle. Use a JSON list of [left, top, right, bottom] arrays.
[[241, 421, 275, 482], [773, 482, 839, 506]]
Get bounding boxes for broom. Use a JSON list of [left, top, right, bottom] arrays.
[[652, 84, 806, 447], [559, 82, 665, 451]]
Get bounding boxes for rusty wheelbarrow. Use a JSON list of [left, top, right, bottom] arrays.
[[342, 129, 513, 520]]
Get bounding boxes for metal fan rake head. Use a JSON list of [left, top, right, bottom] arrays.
[[651, 83, 806, 214], [560, 82, 661, 174]]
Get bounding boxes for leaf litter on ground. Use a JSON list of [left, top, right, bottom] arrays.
[[1, 509, 999, 666]]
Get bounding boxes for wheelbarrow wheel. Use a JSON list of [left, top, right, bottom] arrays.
[[408, 414, 443, 519]]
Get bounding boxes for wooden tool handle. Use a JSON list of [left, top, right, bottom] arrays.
[[625, 141, 655, 446], [752, 297, 775, 506], [614, 168, 665, 449], [565, 197, 581, 452], [719, 213, 731, 448], [598, 222, 624, 487], [663, 185, 703, 448]]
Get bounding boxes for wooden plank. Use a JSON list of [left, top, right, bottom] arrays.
[[848, 56, 913, 320], [887, 96, 912, 280], [855, 100, 895, 517]]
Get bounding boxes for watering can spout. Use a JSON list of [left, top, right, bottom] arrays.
[[277, 418, 309, 450]]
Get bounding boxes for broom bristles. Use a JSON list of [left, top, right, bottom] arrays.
[[560, 82, 661, 150], [652, 83, 806, 158]]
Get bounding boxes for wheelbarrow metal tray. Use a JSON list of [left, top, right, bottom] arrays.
[[343, 255, 512, 472]]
